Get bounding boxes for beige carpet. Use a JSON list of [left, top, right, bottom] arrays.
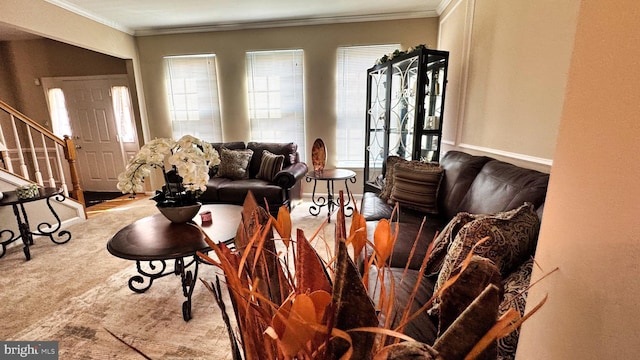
[[0, 197, 349, 359]]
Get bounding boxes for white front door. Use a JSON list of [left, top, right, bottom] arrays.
[[64, 78, 125, 191]]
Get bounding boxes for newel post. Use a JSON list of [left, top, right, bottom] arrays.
[[63, 135, 84, 206]]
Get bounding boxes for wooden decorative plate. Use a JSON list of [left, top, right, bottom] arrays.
[[311, 138, 326, 172]]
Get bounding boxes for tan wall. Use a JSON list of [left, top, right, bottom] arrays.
[[136, 18, 439, 169], [0, 0, 136, 59], [438, 0, 580, 172], [0, 0, 148, 141], [517, 0, 640, 357], [1, 39, 128, 127]]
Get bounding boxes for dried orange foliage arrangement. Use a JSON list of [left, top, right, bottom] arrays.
[[197, 192, 548, 360]]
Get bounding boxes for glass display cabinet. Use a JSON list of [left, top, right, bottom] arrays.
[[364, 46, 449, 192]]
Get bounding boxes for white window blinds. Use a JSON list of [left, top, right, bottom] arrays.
[[246, 50, 305, 160], [335, 44, 400, 167], [164, 54, 223, 142]]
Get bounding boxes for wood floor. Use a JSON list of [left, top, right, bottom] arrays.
[[85, 193, 151, 218]]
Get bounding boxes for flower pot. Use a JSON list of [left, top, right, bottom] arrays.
[[156, 203, 202, 223]]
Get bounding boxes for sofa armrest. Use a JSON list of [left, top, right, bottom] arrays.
[[274, 162, 308, 189]]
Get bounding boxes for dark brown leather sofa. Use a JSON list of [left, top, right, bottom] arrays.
[[199, 141, 308, 215], [360, 150, 549, 356]]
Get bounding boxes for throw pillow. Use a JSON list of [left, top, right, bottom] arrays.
[[434, 203, 540, 295], [425, 212, 479, 276], [379, 156, 405, 201], [256, 150, 285, 182], [389, 161, 444, 214], [437, 255, 503, 336], [497, 258, 534, 360], [217, 147, 254, 180]]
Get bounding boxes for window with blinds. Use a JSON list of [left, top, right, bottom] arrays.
[[164, 54, 223, 142], [335, 44, 400, 168], [246, 50, 305, 160]]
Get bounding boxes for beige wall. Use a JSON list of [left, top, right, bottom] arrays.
[[136, 18, 439, 169], [1, 39, 128, 126], [438, 0, 580, 172], [517, 0, 640, 358], [0, 0, 148, 141]]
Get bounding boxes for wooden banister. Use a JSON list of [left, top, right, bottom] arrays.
[[0, 99, 84, 205], [63, 135, 84, 205]]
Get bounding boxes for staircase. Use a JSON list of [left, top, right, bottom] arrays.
[[0, 99, 86, 232]]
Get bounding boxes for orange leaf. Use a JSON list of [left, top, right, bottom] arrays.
[[268, 292, 332, 358], [347, 211, 367, 261], [373, 219, 393, 265], [274, 205, 292, 247]]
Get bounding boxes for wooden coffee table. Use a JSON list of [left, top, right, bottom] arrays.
[[107, 204, 242, 321]]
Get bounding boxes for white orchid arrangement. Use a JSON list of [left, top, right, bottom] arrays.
[[117, 135, 220, 207]]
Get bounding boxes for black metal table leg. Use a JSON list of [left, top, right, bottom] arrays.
[[127, 256, 199, 321]]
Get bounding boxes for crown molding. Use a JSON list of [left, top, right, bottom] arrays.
[[134, 11, 438, 36], [44, 1, 439, 37], [44, 0, 135, 35], [437, 0, 456, 14]]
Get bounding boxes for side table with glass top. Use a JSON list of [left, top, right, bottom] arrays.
[[0, 187, 71, 261], [305, 168, 356, 222]]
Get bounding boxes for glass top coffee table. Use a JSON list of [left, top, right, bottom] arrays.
[[107, 203, 242, 321]]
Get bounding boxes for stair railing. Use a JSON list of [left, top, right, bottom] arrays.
[[0, 99, 84, 205]]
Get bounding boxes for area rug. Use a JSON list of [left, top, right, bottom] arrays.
[[1, 196, 351, 359]]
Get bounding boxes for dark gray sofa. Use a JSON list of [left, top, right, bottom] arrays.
[[360, 150, 550, 358], [200, 141, 308, 215]]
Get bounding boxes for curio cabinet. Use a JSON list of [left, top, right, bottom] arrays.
[[364, 46, 449, 192]]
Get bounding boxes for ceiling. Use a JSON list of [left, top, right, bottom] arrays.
[[1, 0, 447, 40]]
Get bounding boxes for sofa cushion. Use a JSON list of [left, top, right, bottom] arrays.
[[390, 161, 443, 214], [256, 150, 285, 182], [498, 258, 533, 360], [434, 203, 540, 294], [217, 147, 254, 180], [438, 151, 492, 219], [217, 179, 284, 206], [457, 160, 549, 216], [368, 266, 439, 346]]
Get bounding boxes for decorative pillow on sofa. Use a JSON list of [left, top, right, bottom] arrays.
[[497, 258, 533, 360], [217, 147, 254, 180], [256, 150, 285, 182], [379, 156, 404, 201], [434, 203, 540, 295], [425, 212, 479, 276], [389, 161, 444, 214]]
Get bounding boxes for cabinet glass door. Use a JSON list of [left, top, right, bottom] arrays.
[[365, 67, 387, 184], [388, 55, 419, 161], [418, 53, 448, 162]]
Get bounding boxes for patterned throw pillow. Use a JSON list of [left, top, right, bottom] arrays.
[[217, 147, 254, 180], [425, 212, 479, 276], [379, 156, 404, 201], [256, 150, 285, 182], [434, 203, 540, 295], [389, 161, 444, 214], [497, 258, 534, 360]]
